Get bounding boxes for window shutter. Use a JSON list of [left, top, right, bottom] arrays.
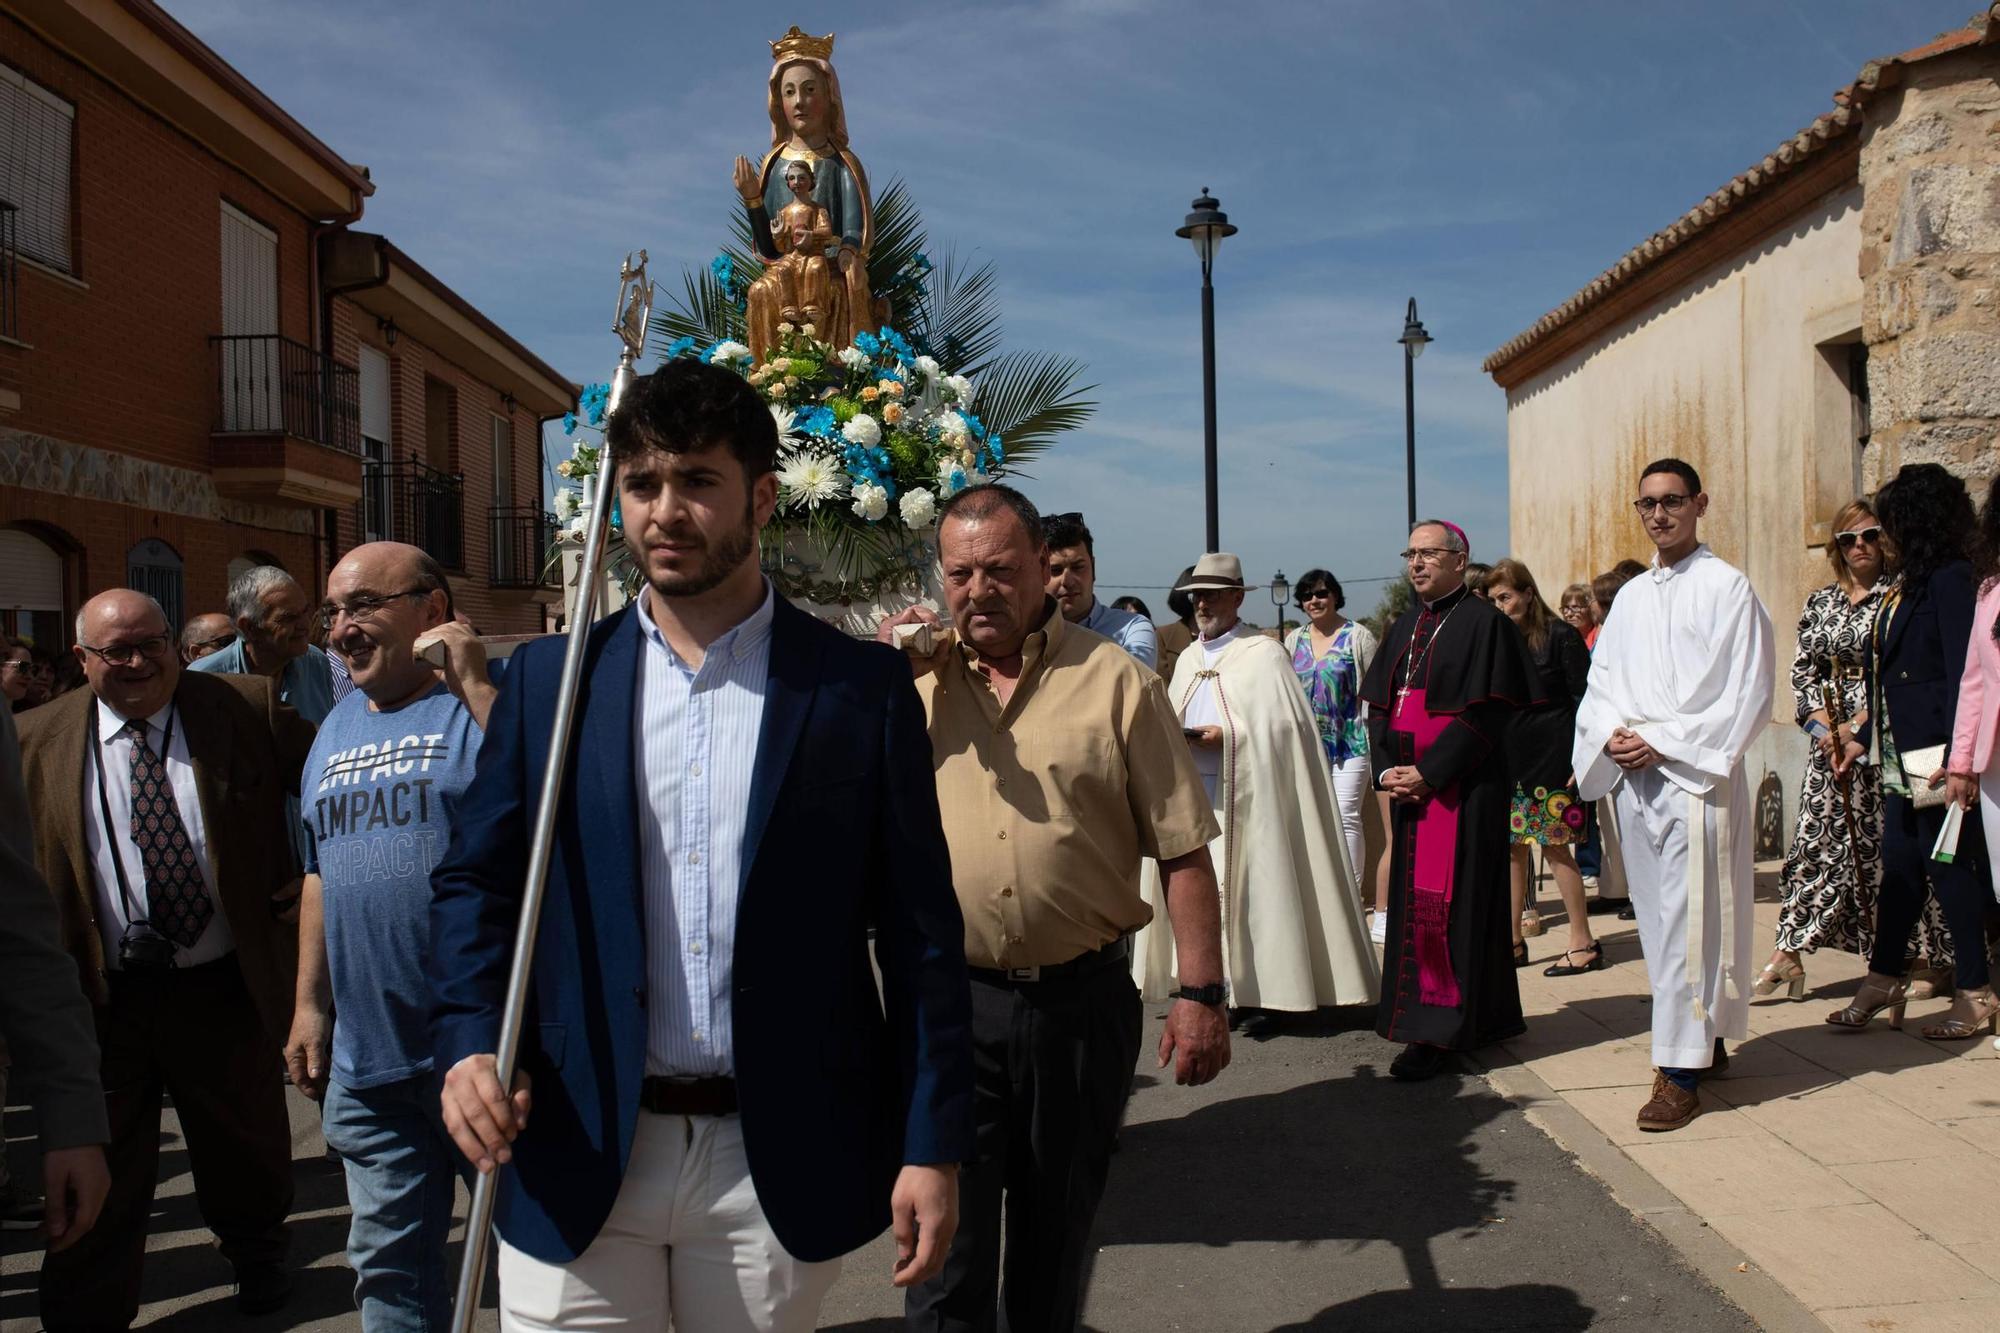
[[0, 529, 63, 610], [219, 203, 278, 337], [0, 66, 76, 273], [360, 345, 391, 445]]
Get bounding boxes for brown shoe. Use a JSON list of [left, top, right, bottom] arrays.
[[1636, 1072, 1701, 1132]]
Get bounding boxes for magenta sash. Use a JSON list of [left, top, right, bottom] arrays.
[[1392, 687, 1461, 1008]]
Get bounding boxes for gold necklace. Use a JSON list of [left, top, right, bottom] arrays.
[[1397, 601, 1464, 710]]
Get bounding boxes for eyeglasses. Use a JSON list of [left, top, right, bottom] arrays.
[[0, 658, 28, 673], [1632, 494, 1693, 515], [1835, 526, 1883, 549], [1559, 604, 1589, 617], [317, 588, 432, 631], [1046, 511, 1084, 527], [1399, 548, 1454, 564], [1299, 590, 1332, 603], [79, 636, 170, 667], [184, 633, 236, 654]]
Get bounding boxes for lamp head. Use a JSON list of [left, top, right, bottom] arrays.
[[1399, 297, 1432, 359], [1175, 189, 1238, 266]]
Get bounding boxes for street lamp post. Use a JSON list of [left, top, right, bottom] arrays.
[[1270, 569, 1290, 640], [1177, 190, 1238, 553], [1399, 297, 1433, 533]]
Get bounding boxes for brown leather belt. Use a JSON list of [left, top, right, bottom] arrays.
[[639, 1076, 738, 1117]]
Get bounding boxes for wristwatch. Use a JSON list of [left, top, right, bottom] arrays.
[[1175, 982, 1229, 1007]]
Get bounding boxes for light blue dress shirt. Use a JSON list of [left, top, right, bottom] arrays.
[[1080, 598, 1159, 671], [632, 583, 774, 1077]]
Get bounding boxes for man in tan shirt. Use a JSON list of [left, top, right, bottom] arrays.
[[880, 483, 1229, 1333]]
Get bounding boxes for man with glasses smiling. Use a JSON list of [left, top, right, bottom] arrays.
[[287, 542, 495, 1331], [17, 588, 316, 1326], [1574, 458, 1774, 1132]]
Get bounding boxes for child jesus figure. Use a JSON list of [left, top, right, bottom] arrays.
[[768, 159, 835, 328]]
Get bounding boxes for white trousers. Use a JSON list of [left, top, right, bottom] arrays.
[[1981, 750, 2000, 905], [1330, 753, 1370, 889], [1611, 767, 1753, 1070], [498, 1113, 840, 1332]]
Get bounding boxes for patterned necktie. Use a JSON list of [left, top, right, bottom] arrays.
[[124, 719, 212, 948]]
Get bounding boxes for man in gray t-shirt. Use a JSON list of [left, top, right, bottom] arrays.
[[285, 542, 497, 1332]]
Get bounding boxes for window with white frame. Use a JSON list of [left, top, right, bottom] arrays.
[[0, 64, 77, 274]]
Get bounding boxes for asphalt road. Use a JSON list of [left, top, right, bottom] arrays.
[[3, 1005, 1756, 1331]]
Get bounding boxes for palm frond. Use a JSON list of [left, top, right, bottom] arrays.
[[863, 179, 930, 327], [649, 265, 743, 351], [972, 350, 1097, 467], [919, 249, 1003, 375]]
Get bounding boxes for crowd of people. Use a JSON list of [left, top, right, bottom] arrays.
[[4, 352, 2000, 1330]]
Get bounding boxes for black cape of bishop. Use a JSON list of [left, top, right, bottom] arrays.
[[1358, 584, 1544, 1051]]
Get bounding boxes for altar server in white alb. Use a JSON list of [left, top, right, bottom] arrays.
[[1574, 458, 1773, 1134], [1134, 553, 1379, 1016]]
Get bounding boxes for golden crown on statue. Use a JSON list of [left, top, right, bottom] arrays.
[[769, 25, 835, 62]]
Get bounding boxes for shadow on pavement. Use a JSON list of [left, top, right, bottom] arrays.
[[1269, 1283, 1593, 1330], [1093, 1059, 1548, 1306]]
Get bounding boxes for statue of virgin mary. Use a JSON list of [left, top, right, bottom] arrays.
[[732, 27, 879, 362]]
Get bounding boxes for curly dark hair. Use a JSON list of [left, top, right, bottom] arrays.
[[1974, 475, 2000, 593], [1875, 463, 1975, 587], [605, 358, 778, 477]]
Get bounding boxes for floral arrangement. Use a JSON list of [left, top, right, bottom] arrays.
[[548, 180, 1094, 606]]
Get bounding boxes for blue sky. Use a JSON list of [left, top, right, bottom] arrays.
[[171, 0, 1974, 616]]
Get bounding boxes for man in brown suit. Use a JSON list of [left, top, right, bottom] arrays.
[[17, 588, 314, 1329]]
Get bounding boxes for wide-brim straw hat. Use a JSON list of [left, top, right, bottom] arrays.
[[1174, 552, 1246, 592]]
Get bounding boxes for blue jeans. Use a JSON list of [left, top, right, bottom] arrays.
[[322, 1072, 468, 1332]]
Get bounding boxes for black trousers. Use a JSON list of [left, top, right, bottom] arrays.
[[905, 964, 1142, 1333], [1870, 793, 1993, 990], [40, 955, 293, 1332]]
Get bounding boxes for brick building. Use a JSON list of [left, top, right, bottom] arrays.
[[0, 0, 573, 649]]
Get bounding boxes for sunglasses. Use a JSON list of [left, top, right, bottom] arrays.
[[1834, 527, 1882, 549]]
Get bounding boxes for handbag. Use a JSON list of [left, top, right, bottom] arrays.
[[1900, 743, 1949, 810]]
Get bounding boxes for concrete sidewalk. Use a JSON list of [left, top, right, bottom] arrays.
[[1493, 867, 2000, 1333]]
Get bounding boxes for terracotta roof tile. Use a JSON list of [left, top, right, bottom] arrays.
[[1483, 6, 1999, 377]]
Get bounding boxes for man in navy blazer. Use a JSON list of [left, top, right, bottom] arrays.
[[428, 359, 973, 1330]]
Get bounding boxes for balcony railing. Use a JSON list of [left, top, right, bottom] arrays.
[[489, 505, 558, 590], [360, 460, 465, 569], [0, 201, 17, 342], [212, 333, 359, 453]]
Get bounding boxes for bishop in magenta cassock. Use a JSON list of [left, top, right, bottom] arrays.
[[1359, 520, 1543, 1081]]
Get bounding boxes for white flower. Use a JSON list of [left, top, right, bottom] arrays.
[[777, 321, 795, 335], [554, 489, 579, 520], [709, 340, 752, 364], [770, 405, 801, 446], [837, 346, 872, 370], [851, 481, 889, 522], [944, 373, 975, 405], [842, 413, 882, 446], [935, 458, 968, 497], [562, 512, 588, 540], [777, 451, 849, 511], [800, 323, 817, 338], [913, 354, 941, 380], [935, 408, 971, 449], [899, 487, 938, 528]]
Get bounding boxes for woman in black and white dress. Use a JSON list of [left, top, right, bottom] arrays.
[[1762, 499, 1951, 999]]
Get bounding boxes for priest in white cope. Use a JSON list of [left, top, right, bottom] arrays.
[[1133, 553, 1378, 1017], [1574, 458, 1774, 1133]]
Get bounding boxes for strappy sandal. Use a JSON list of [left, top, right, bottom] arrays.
[[1753, 958, 1807, 1001], [1543, 942, 1604, 977], [1825, 974, 1908, 1031], [1921, 986, 2000, 1041]]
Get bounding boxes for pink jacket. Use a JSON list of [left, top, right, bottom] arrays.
[[1950, 581, 2000, 773]]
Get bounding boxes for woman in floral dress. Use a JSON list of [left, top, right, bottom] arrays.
[[1485, 559, 1595, 975], [1763, 500, 1951, 1000], [1283, 570, 1378, 933]]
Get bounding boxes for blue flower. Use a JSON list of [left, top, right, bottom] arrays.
[[581, 382, 612, 426], [562, 411, 577, 436], [665, 335, 697, 361], [988, 435, 1005, 464], [913, 252, 931, 272], [794, 405, 837, 437], [853, 330, 882, 356], [710, 253, 737, 294], [876, 326, 915, 361]]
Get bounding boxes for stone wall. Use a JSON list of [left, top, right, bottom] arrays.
[[1859, 40, 2000, 488]]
